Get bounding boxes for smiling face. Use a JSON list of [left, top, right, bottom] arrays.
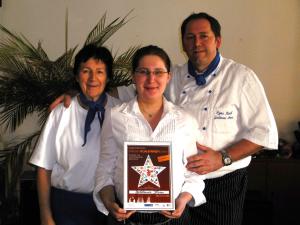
[[183, 18, 221, 72], [133, 55, 171, 103], [76, 58, 107, 101]]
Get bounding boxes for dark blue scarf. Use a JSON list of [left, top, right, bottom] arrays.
[[79, 92, 106, 147], [188, 52, 220, 86]]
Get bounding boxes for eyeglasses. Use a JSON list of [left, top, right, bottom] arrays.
[[134, 68, 169, 77]]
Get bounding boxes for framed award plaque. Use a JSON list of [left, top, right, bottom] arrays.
[[123, 141, 174, 210]]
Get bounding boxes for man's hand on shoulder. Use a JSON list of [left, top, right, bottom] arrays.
[[48, 94, 72, 113]]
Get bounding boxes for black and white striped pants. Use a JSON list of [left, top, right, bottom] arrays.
[[107, 207, 191, 225], [189, 168, 248, 225]]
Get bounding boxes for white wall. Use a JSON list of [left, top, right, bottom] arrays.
[[0, 0, 299, 143]]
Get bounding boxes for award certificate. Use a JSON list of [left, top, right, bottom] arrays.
[[123, 141, 174, 210]]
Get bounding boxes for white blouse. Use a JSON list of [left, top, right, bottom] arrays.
[[93, 97, 206, 215], [29, 94, 120, 193]]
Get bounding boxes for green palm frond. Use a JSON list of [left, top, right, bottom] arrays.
[[114, 45, 139, 71], [0, 57, 38, 131], [0, 24, 49, 62], [0, 101, 35, 133], [0, 49, 76, 131], [110, 45, 140, 87], [54, 46, 77, 72], [84, 10, 133, 46]]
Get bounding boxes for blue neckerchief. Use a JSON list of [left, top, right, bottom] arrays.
[[79, 92, 106, 147], [188, 52, 220, 86]]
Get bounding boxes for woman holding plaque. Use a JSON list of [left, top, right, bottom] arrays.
[[93, 45, 206, 225]]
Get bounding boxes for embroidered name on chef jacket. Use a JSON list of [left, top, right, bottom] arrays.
[[214, 110, 234, 120]]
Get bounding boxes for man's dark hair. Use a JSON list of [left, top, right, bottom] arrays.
[[73, 44, 113, 82], [181, 12, 221, 40], [132, 45, 171, 73]]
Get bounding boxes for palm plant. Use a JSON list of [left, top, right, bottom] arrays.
[[0, 11, 137, 224]]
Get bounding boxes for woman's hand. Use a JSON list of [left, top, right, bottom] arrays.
[[160, 192, 192, 219], [100, 185, 135, 222], [106, 201, 135, 222]]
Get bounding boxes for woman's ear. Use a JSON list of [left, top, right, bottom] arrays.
[[167, 72, 171, 83], [132, 74, 136, 84]]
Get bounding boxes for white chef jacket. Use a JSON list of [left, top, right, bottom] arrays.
[[117, 55, 278, 179], [29, 94, 120, 193], [93, 97, 206, 215]]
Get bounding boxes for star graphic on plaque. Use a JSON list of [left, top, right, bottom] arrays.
[[131, 155, 166, 188]]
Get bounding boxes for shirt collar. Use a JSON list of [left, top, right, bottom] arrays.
[[121, 96, 178, 118], [185, 54, 223, 78]]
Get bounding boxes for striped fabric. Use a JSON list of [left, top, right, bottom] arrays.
[[189, 168, 248, 225], [107, 207, 191, 225]]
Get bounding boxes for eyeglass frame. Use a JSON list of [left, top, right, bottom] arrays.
[[134, 68, 169, 77]]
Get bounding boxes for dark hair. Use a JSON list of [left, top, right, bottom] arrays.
[[132, 45, 171, 73], [181, 12, 221, 41], [73, 44, 113, 82]]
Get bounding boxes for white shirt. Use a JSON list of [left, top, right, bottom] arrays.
[[93, 97, 206, 215], [29, 94, 120, 193], [118, 56, 278, 179]]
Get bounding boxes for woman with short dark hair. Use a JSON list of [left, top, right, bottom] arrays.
[[30, 44, 120, 225]]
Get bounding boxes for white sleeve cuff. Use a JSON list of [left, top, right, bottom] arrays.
[[93, 181, 114, 215], [181, 175, 206, 207]]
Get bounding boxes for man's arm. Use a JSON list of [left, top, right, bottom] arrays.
[[48, 95, 71, 112], [48, 89, 81, 112], [186, 139, 263, 175]]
